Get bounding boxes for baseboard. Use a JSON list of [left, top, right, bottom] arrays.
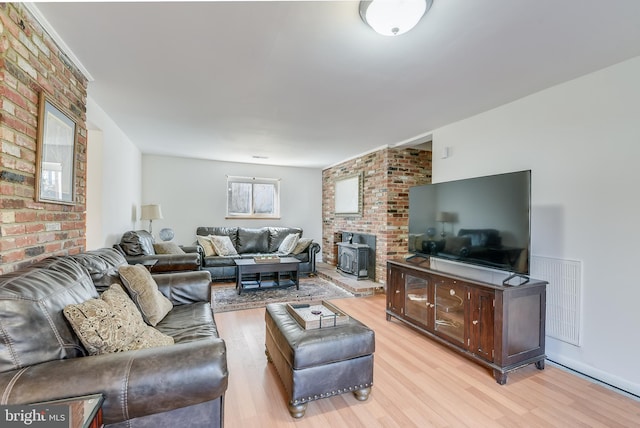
[[546, 356, 640, 400]]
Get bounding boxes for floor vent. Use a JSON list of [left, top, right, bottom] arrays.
[[530, 256, 582, 346]]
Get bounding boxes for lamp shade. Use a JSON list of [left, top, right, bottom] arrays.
[[141, 204, 163, 221], [435, 211, 450, 222], [359, 0, 432, 36]]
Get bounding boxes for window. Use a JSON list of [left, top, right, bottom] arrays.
[[226, 176, 280, 219]]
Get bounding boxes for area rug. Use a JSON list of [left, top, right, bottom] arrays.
[[212, 277, 354, 312]]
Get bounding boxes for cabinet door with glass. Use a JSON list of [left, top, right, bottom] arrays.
[[404, 273, 435, 329], [434, 278, 467, 344]]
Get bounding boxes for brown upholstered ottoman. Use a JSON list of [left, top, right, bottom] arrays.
[[265, 303, 375, 418]]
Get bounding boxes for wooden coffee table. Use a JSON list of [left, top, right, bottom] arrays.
[[234, 257, 301, 295]]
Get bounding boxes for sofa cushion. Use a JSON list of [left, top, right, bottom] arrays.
[[0, 257, 99, 373], [292, 252, 310, 263], [120, 230, 156, 256], [70, 248, 128, 293], [119, 264, 173, 326], [203, 255, 241, 268], [268, 227, 303, 252], [210, 235, 239, 256], [237, 228, 269, 253], [155, 302, 220, 343], [64, 284, 174, 355], [291, 238, 313, 255], [197, 235, 217, 256], [278, 233, 300, 254], [197, 227, 238, 247], [154, 242, 186, 255]]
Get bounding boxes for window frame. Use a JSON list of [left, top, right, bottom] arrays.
[[226, 175, 281, 219]]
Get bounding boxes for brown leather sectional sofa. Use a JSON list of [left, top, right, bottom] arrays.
[[0, 248, 228, 428]]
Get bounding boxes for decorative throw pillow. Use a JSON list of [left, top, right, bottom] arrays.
[[278, 233, 300, 254], [63, 284, 173, 355], [100, 285, 173, 350], [196, 235, 217, 257], [118, 264, 173, 326], [153, 242, 185, 255], [210, 235, 239, 256], [291, 238, 313, 255]]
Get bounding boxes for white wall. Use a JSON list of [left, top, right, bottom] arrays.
[[141, 155, 323, 253], [86, 97, 142, 248], [85, 129, 103, 250], [432, 56, 640, 396]]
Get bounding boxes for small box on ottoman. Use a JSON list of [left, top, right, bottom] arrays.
[[265, 302, 375, 418]]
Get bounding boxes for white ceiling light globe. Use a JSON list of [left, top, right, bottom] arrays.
[[360, 0, 432, 36]]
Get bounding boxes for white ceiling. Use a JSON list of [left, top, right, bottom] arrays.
[[31, 1, 640, 168]]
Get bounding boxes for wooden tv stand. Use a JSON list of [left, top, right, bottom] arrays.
[[386, 259, 547, 384]]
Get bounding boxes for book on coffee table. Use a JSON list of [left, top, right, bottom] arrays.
[[286, 301, 350, 330], [253, 255, 280, 263]]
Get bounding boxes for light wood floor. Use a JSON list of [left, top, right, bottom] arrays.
[[215, 294, 640, 427]]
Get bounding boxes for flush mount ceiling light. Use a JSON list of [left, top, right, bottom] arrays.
[[359, 0, 433, 36]]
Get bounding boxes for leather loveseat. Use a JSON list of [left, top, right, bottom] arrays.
[[196, 227, 320, 281], [115, 230, 202, 273], [0, 248, 228, 428]]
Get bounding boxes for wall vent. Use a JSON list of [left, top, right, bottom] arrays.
[[531, 256, 582, 346]]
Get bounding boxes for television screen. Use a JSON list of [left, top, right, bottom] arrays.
[[408, 170, 531, 275]]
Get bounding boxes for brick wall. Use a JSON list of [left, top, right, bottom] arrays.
[[0, 4, 88, 274], [322, 147, 431, 283]]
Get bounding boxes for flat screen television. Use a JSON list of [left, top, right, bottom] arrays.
[[408, 170, 531, 276]]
